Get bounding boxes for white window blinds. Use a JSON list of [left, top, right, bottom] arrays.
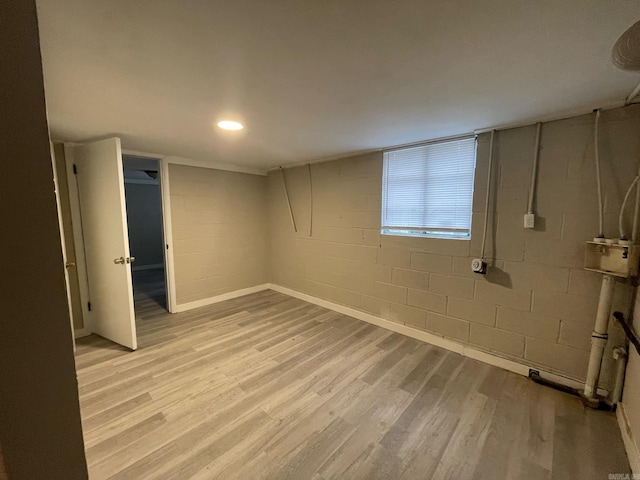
[[381, 136, 476, 239]]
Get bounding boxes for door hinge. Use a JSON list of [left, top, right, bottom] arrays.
[[73, 164, 78, 174], [87, 301, 92, 312]]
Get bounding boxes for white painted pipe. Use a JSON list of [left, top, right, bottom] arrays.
[[619, 175, 640, 240], [527, 122, 541, 215], [480, 130, 495, 261], [594, 109, 604, 238], [626, 80, 640, 106], [611, 346, 628, 405], [584, 274, 616, 399], [280, 167, 297, 233]]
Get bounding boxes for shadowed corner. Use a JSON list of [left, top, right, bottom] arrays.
[[484, 264, 513, 289], [532, 215, 548, 233], [0, 444, 7, 480]]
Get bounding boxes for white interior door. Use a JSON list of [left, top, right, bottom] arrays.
[[51, 143, 76, 352], [74, 138, 137, 350]]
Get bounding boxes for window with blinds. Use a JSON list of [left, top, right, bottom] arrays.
[[381, 136, 476, 239]]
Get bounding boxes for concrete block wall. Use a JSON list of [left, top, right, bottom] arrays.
[[169, 164, 268, 305], [267, 105, 640, 386]]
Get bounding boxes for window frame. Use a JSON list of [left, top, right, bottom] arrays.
[[381, 135, 477, 241]]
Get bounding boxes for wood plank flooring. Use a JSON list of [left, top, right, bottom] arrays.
[[75, 290, 631, 479]]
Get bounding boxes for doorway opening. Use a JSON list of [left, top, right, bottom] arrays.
[[122, 155, 168, 319]]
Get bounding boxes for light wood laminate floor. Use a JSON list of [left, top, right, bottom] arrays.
[[75, 290, 630, 479], [131, 266, 166, 307]]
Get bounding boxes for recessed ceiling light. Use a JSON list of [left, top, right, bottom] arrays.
[[217, 120, 244, 131]]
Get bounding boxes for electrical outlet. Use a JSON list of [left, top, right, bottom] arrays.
[[471, 258, 487, 274], [524, 213, 535, 229]]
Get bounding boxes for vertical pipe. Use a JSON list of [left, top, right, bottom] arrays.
[[280, 167, 297, 233], [308, 164, 313, 237], [611, 347, 628, 405], [480, 130, 495, 260], [594, 109, 604, 238], [584, 274, 616, 399], [527, 122, 541, 214]]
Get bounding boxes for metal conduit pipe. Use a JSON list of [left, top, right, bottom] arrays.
[[527, 122, 541, 215], [480, 130, 495, 261], [619, 175, 640, 240], [594, 109, 604, 239], [280, 167, 297, 233]]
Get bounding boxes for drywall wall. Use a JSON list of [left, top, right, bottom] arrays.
[[0, 0, 87, 478], [268, 105, 640, 386], [124, 183, 164, 267], [169, 164, 268, 306]]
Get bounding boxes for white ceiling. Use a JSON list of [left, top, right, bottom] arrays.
[[37, 0, 640, 170]]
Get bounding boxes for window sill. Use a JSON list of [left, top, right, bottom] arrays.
[[381, 230, 470, 241]]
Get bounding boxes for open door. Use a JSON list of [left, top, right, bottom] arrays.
[[74, 138, 137, 350], [51, 143, 76, 352]]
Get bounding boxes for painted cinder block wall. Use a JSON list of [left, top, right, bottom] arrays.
[[169, 164, 268, 306], [267, 105, 640, 386]]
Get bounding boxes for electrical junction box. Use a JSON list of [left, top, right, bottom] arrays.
[[471, 258, 487, 274], [584, 241, 640, 278], [524, 213, 535, 229]]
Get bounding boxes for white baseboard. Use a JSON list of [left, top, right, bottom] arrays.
[[73, 327, 91, 339], [174, 284, 270, 313], [267, 283, 589, 392], [132, 263, 164, 272], [618, 403, 640, 474]]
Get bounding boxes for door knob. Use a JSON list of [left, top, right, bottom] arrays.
[[126, 256, 136, 264], [114, 257, 125, 264], [65, 262, 76, 268]]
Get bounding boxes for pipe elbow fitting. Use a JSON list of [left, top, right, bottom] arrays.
[[613, 346, 628, 360]]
